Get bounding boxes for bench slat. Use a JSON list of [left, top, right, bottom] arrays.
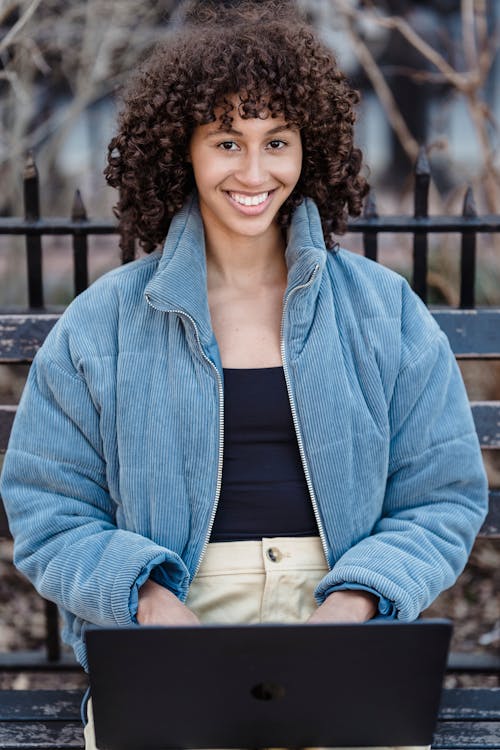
[[2, 688, 498, 722], [3, 721, 500, 750], [438, 689, 500, 721], [470, 403, 500, 450], [433, 309, 500, 358], [0, 486, 498, 542], [0, 496, 8, 536], [2, 722, 500, 750], [432, 721, 500, 749], [0, 310, 499, 363], [1, 402, 499, 452], [0, 690, 499, 749], [1, 483, 498, 543], [0, 651, 80, 671], [0, 718, 498, 749], [447, 652, 500, 675], [0, 405, 16, 452], [0, 691, 84, 721], [0, 722, 83, 749], [0, 315, 59, 363], [480, 490, 500, 537]]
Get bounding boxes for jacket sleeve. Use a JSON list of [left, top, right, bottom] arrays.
[[0, 334, 190, 627], [315, 288, 488, 620]]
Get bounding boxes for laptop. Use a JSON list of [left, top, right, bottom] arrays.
[[85, 620, 452, 749]]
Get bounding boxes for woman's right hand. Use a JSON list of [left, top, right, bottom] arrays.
[[137, 578, 201, 626]]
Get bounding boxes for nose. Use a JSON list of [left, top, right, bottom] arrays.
[[235, 148, 268, 187]]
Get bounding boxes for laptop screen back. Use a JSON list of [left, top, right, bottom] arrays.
[[86, 620, 452, 749]]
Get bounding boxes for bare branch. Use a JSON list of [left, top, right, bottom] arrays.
[[331, 0, 499, 211], [481, 102, 499, 135], [375, 14, 477, 91], [332, 1, 419, 162], [18, 36, 51, 75], [0, 69, 29, 102], [476, 1, 496, 83], [0, 69, 130, 167], [377, 66, 450, 85], [461, 0, 478, 73], [0, 0, 44, 54]]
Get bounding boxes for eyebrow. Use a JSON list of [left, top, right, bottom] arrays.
[[203, 124, 294, 138]]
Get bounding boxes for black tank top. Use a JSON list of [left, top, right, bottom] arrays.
[[209, 367, 318, 542]]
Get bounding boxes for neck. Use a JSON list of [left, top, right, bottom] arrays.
[[204, 222, 287, 290]]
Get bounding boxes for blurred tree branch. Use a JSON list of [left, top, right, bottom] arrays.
[[0, 0, 43, 54], [1, 0, 499, 216], [0, 0, 176, 213], [330, 0, 499, 212], [333, 0, 420, 163]]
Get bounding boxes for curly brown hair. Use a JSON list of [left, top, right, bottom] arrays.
[[104, 0, 369, 260]]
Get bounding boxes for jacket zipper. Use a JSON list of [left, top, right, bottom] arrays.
[[280, 264, 331, 569], [146, 263, 330, 581], [144, 295, 225, 587]]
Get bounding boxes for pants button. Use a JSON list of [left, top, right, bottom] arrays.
[[266, 547, 282, 563]]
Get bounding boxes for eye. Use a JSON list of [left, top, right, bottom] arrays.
[[268, 140, 287, 150], [218, 141, 239, 151]]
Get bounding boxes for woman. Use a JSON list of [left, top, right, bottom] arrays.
[[1, 2, 488, 748]]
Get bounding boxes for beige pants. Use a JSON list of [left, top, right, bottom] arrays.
[[84, 537, 428, 750]]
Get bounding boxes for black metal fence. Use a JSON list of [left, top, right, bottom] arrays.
[[1, 149, 499, 309]]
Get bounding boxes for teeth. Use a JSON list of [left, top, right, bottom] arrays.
[[229, 191, 269, 206]]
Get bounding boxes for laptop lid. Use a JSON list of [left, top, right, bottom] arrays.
[[86, 620, 452, 750]]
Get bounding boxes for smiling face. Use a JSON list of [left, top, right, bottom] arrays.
[[188, 101, 303, 251]]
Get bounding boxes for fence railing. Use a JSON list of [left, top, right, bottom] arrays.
[[0, 149, 499, 309]]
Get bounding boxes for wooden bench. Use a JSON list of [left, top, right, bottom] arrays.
[[0, 309, 498, 750], [0, 687, 499, 749], [0, 309, 498, 669]]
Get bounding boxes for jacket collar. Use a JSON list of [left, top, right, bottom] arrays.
[[144, 192, 328, 349]]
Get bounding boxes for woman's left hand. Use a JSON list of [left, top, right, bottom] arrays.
[[307, 589, 378, 624]]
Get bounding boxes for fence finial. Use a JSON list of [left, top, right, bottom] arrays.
[[462, 186, 477, 218], [71, 190, 89, 296], [413, 146, 430, 303], [22, 151, 43, 308], [415, 145, 430, 177], [23, 152, 40, 221], [363, 190, 378, 262], [23, 151, 38, 181], [363, 190, 378, 218], [71, 190, 88, 222], [414, 145, 430, 219], [460, 186, 477, 309]]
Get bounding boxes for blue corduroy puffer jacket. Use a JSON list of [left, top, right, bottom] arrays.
[[1, 195, 488, 669]]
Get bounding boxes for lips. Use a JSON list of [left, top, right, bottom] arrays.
[[225, 189, 276, 215]]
